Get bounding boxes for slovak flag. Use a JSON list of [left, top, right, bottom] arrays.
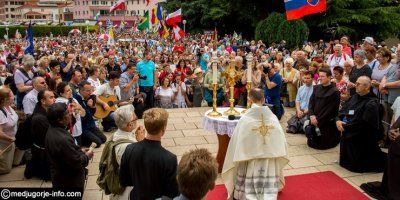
[[172, 25, 185, 41], [166, 8, 182, 26], [110, 0, 126, 13], [284, 0, 327, 20]]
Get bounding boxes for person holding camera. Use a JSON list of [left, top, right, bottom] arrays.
[[60, 53, 77, 82], [74, 81, 106, 148], [264, 63, 284, 120], [119, 63, 146, 118]]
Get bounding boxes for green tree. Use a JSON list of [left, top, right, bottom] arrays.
[[255, 12, 309, 49], [305, 0, 400, 41], [163, 0, 399, 41]]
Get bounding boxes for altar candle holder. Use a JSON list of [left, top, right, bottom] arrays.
[[207, 83, 222, 118]]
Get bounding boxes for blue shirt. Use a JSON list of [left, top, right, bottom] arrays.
[[199, 53, 209, 71], [296, 84, 314, 110], [137, 60, 156, 87], [265, 72, 282, 99]]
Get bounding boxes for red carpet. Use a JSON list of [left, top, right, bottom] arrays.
[[206, 171, 369, 200]]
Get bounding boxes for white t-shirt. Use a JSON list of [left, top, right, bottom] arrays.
[[172, 82, 186, 106], [0, 106, 18, 149], [94, 83, 121, 100], [327, 53, 352, 69], [87, 77, 101, 90], [155, 86, 174, 103]]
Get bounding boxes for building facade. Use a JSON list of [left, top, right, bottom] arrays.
[[73, 0, 152, 22], [0, 1, 5, 22], [4, 0, 73, 23]]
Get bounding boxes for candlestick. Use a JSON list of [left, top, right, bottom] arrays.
[[207, 83, 222, 118], [212, 64, 217, 84], [247, 67, 252, 82], [221, 59, 241, 116]]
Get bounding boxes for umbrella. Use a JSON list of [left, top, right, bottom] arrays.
[[98, 34, 110, 41], [69, 29, 81, 34]]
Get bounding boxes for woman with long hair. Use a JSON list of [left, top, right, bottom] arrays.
[[154, 77, 175, 109]]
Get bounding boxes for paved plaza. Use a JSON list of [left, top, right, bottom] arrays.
[[0, 107, 380, 199]]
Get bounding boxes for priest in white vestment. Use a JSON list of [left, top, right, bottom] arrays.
[[221, 88, 289, 200]]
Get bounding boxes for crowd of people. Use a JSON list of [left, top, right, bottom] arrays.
[[0, 28, 399, 199]]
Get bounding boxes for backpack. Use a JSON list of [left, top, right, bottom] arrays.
[[97, 137, 132, 195], [15, 113, 33, 150]]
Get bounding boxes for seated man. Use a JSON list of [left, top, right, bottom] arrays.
[[287, 70, 314, 133], [74, 81, 106, 147], [222, 88, 289, 199], [336, 76, 386, 172], [119, 108, 179, 199], [307, 68, 341, 150], [94, 71, 132, 132]]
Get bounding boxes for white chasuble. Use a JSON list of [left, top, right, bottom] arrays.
[[221, 105, 289, 200]]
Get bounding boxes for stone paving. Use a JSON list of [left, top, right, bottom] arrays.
[[0, 107, 380, 199]]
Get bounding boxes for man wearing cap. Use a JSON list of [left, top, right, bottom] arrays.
[[363, 37, 375, 49]]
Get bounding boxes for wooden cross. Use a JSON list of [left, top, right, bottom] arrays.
[[252, 114, 274, 144]]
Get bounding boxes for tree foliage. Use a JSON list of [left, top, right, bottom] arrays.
[[255, 13, 309, 49], [163, 0, 399, 41], [304, 0, 400, 40]]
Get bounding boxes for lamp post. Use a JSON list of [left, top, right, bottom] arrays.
[[5, 25, 9, 40], [182, 20, 186, 33], [85, 20, 90, 35]]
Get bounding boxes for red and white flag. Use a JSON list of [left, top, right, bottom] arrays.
[[110, 0, 126, 12], [166, 8, 182, 26], [172, 25, 185, 41]]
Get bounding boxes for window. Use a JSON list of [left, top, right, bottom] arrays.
[[5, 8, 8, 12], [41, 9, 44, 12], [10, 8, 14, 11]]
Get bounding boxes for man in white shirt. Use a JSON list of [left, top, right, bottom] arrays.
[[94, 71, 132, 132], [23, 77, 48, 115]]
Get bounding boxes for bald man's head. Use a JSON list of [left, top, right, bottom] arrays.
[[355, 76, 371, 96]]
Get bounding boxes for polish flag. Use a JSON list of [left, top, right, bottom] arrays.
[[173, 25, 185, 41], [166, 8, 182, 26], [110, 0, 126, 12]]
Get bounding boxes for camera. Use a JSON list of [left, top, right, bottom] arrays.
[[263, 65, 271, 74], [139, 75, 147, 80]]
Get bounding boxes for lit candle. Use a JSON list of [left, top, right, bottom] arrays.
[[212, 64, 217, 84], [247, 65, 252, 82]]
